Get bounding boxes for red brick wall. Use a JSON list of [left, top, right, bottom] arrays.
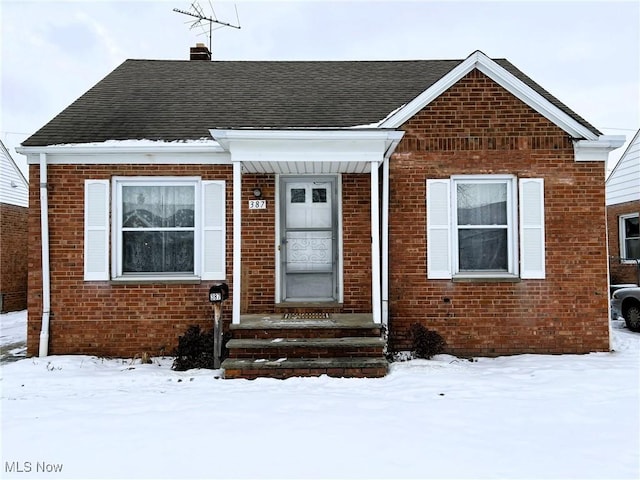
[[387, 69, 610, 356], [241, 174, 277, 313], [241, 173, 371, 313], [342, 175, 372, 312], [0, 203, 28, 312], [27, 167, 373, 357], [27, 165, 234, 357], [607, 200, 640, 285]]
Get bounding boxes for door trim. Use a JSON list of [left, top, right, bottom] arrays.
[[275, 174, 342, 303]]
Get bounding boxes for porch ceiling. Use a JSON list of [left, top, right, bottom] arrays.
[[240, 159, 373, 174]]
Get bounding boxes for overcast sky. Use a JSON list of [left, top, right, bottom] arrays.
[[2, 0, 639, 178]]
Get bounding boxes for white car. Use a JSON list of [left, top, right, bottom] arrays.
[[611, 286, 640, 332]]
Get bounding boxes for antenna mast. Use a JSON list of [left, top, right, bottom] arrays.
[[173, 1, 240, 56]]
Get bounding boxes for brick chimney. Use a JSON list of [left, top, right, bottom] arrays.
[[190, 43, 211, 61]]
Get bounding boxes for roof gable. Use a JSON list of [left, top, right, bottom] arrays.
[[606, 128, 640, 205], [381, 51, 599, 140], [0, 140, 29, 207]]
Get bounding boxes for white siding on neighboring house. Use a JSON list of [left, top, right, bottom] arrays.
[[0, 141, 29, 208], [606, 129, 640, 206]]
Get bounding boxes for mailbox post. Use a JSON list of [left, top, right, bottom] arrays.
[[209, 283, 229, 369]]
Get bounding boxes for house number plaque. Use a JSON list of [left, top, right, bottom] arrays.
[[248, 200, 267, 210]]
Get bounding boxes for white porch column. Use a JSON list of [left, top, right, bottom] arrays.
[[371, 163, 381, 324], [381, 156, 390, 327], [232, 161, 242, 324]]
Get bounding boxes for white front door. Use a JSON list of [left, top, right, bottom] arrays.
[[280, 176, 338, 301]]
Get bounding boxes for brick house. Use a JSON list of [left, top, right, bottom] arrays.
[[18, 49, 625, 378], [0, 140, 29, 312], [606, 129, 640, 287]]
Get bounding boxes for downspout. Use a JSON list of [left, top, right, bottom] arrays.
[[38, 152, 51, 357]]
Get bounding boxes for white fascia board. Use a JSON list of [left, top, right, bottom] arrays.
[[210, 129, 404, 164], [210, 128, 403, 144], [18, 141, 230, 165], [574, 135, 627, 162], [380, 51, 598, 140]]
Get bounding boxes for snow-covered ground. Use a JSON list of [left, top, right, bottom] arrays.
[[1, 310, 638, 479], [0, 310, 27, 362]]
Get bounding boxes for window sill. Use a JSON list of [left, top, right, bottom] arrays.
[[110, 276, 202, 285], [452, 274, 521, 283]]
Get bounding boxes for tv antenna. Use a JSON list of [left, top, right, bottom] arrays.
[[173, 1, 241, 56]]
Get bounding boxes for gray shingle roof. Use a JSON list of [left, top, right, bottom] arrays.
[[22, 58, 600, 147]]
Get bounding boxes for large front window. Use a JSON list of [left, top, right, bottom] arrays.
[[121, 185, 196, 273], [115, 178, 200, 277]]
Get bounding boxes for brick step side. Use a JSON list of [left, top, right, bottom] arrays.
[[221, 357, 389, 380], [226, 337, 385, 359]]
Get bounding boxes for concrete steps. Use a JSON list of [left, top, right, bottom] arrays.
[[221, 314, 388, 379]]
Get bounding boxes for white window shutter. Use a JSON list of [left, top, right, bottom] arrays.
[[426, 179, 452, 279], [84, 180, 110, 281], [519, 178, 545, 279], [202, 181, 226, 280]]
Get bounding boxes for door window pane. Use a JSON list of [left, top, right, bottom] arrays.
[[312, 188, 327, 203], [291, 189, 305, 203]]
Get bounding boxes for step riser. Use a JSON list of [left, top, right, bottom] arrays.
[[228, 347, 384, 359], [224, 366, 388, 380], [232, 328, 381, 339]]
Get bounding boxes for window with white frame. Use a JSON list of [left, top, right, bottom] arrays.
[[427, 175, 545, 280], [84, 177, 225, 281], [619, 213, 639, 261], [117, 180, 197, 275], [454, 178, 514, 273]]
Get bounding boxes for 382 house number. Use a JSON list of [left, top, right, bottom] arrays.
[[248, 200, 267, 210]]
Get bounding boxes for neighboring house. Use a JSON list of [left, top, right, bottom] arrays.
[[606, 129, 640, 286], [0, 140, 29, 312], [18, 48, 625, 378]]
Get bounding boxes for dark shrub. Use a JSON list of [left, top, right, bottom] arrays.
[[172, 325, 221, 371], [409, 323, 445, 359]]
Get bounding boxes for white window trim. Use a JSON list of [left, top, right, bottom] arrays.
[[619, 212, 640, 263], [111, 176, 202, 281], [450, 175, 519, 279]]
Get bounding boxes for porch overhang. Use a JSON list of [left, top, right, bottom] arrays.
[[210, 128, 404, 327], [209, 128, 404, 173]]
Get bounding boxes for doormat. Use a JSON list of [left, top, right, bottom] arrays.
[[282, 312, 331, 320]]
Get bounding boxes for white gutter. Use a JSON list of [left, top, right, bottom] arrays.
[[38, 153, 51, 357], [574, 135, 626, 162]]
